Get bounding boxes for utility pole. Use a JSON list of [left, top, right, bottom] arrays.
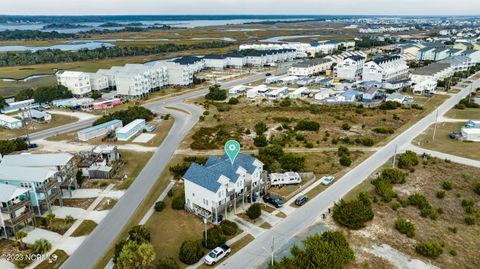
[[392, 144, 398, 168], [22, 105, 32, 145], [203, 218, 208, 247], [270, 237, 275, 266], [432, 109, 439, 141]]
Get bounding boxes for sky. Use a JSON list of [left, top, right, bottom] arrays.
[[2, 0, 480, 16]]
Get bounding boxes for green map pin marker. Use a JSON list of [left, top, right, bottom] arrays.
[[224, 140, 240, 164]]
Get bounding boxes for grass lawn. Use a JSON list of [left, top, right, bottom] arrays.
[[237, 213, 260, 225], [146, 186, 208, 268], [331, 157, 480, 269], [275, 212, 287, 218], [34, 249, 68, 269], [413, 122, 479, 160], [260, 222, 272, 229], [260, 204, 276, 213], [115, 150, 154, 190], [0, 77, 57, 97], [71, 220, 98, 237], [445, 107, 480, 120], [140, 118, 174, 147], [34, 216, 75, 235], [0, 114, 77, 139], [94, 197, 117, 211]]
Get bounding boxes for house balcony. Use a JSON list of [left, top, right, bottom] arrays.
[[36, 180, 58, 193], [0, 198, 30, 214], [39, 188, 61, 206], [4, 210, 34, 227]]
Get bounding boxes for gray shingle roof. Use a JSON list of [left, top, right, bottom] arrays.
[[183, 153, 259, 192]]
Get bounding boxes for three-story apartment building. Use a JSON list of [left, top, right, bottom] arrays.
[[362, 55, 409, 83]]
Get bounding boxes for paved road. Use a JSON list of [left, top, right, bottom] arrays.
[[219, 79, 479, 268], [60, 69, 287, 269]]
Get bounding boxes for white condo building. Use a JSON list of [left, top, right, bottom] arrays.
[[86, 73, 109, 91], [56, 71, 92, 96], [335, 55, 365, 80], [362, 55, 409, 83], [410, 63, 454, 84], [288, 58, 332, 76]]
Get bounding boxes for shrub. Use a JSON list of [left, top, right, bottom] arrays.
[[156, 257, 179, 269], [339, 155, 352, 167], [341, 123, 351, 130], [408, 193, 435, 219], [391, 202, 400, 211], [254, 122, 268, 135], [268, 231, 354, 269], [246, 203, 262, 220], [154, 201, 166, 212], [474, 183, 480, 195], [228, 97, 239, 105], [32, 239, 52, 254], [415, 241, 443, 257], [203, 226, 226, 249], [450, 249, 458, 256], [358, 137, 375, 147], [128, 225, 151, 243], [253, 135, 269, 147], [337, 146, 350, 157], [171, 194, 185, 210], [395, 218, 415, 238], [372, 126, 394, 134], [295, 120, 320, 131], [447, 226, 457, 233], [179, 240, 204, 265], [332, 193, 374, 230], [205, 85, 227, 101], [371, 177, 396, 202], [442, 180, 453, 190], [379, 168, 407, 184], [220, 220, 238, 236], [436, 191, 445, 199], [464, 216, 475, 225], [12, 252, 33, 268], [379, 101, 401, 110], [397, 151, 419, 169], [93, 106, 154, 126]]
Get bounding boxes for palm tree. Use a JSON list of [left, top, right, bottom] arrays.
[[32, 239, 52, 254], [64, 215, 75, 225], [15, 231, 27, 250], [45, 213, 56, 229]]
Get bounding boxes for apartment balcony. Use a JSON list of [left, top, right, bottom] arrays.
[[0, 198, 29, 214], [4, 210, 34, 227]]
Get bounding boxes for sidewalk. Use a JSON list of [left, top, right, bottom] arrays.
[[26, 184, 116, 269]]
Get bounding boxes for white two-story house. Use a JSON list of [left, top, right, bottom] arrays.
[[183, 153, 264, 223]]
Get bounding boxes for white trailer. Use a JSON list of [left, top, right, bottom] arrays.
[[270, 172, 302, 186]]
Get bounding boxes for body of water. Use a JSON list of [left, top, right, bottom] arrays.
[[0, 16, 316, 33], [261, 34, 327, 43], [0, 41, 115, 52]]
